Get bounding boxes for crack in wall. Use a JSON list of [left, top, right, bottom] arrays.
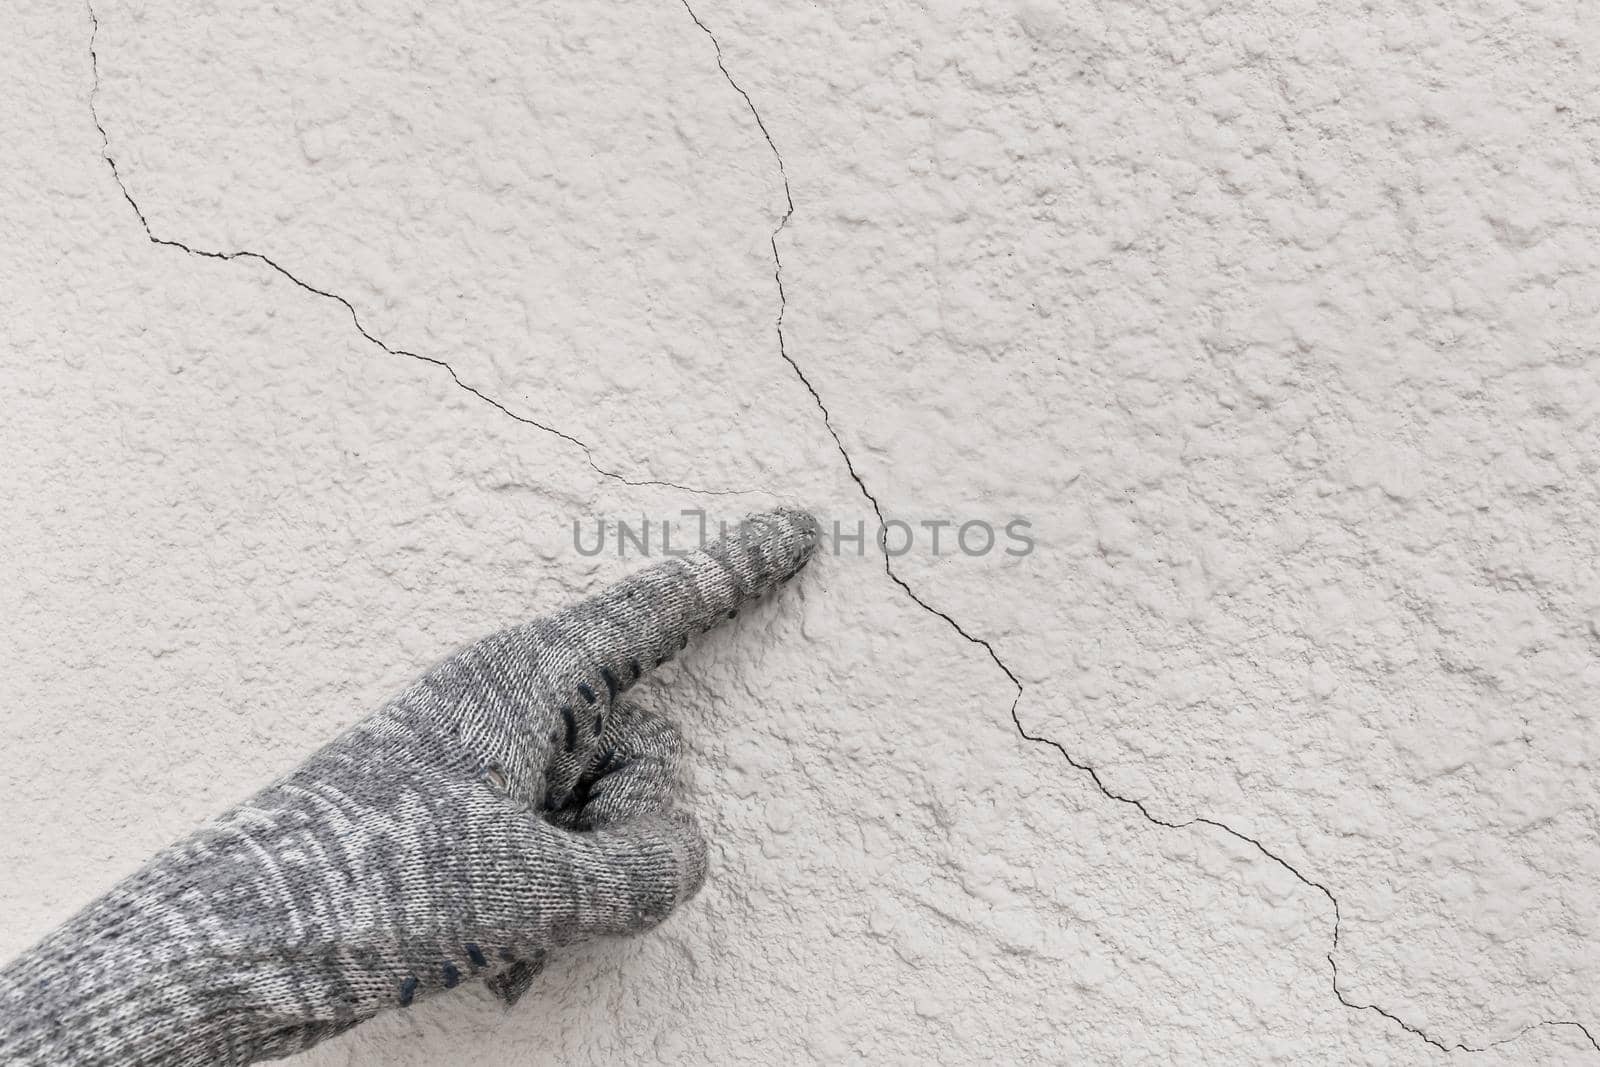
[[86, 1, 755, 501], [74, 0, 1600, 1054], [675, 2, 1600, 1058]]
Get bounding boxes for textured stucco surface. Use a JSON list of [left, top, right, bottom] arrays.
[[5, 0, 1600, 1062]]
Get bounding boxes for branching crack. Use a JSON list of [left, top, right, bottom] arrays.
[[676, 1, 1600, 1057], [86, 1, 753, 500]]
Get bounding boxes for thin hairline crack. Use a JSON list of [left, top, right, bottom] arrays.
[[85, 1, 755, 500], [674, 0, 1600, 1056]]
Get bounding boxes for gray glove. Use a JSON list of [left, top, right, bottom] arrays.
[[0, 508, 819, 1066]]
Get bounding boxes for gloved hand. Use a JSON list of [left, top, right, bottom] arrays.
[[0, 508, 820, 1066]]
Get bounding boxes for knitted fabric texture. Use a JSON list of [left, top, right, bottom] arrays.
[[0, 508, 820, 1065]]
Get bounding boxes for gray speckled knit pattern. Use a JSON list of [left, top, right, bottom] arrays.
[[0, 508, 819, 1066]]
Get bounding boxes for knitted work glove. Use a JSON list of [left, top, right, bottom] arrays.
[[0, 508, 819, 1066]]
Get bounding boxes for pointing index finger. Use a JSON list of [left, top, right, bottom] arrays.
[[541, 507, 819, 703]]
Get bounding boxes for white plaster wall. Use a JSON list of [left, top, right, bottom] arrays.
[[5, 0, 1600, 1062]]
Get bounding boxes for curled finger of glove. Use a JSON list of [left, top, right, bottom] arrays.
[[426, 805, 708, 1012], [492, 703, 700, 1005], [546, 700, 689, 830], [495, 808, 706, 947]]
